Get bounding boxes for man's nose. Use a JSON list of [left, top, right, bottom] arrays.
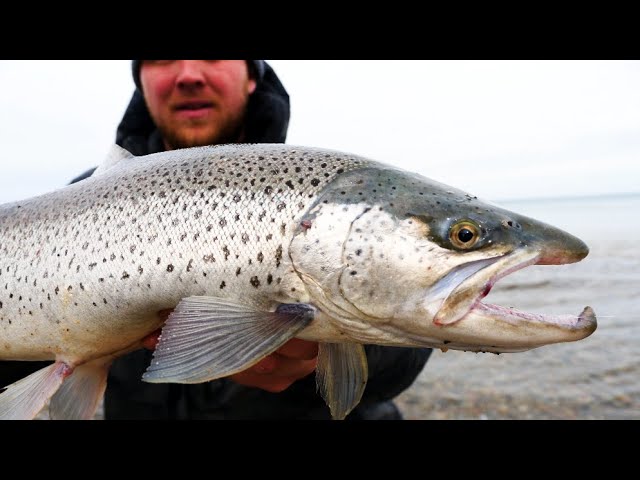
[[175, 61, 206, 88]]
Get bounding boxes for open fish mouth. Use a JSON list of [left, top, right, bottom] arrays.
[[431, 248, 597, 350]]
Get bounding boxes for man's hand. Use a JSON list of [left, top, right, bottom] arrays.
[[229, 338, 318, 392], [141, 310, 319, 393]]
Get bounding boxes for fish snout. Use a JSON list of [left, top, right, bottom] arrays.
[[535, 232, 589, 265], [513, 215, 590, 266]]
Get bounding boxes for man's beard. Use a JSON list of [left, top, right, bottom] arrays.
[[156, 102, 247, 149], [159, 118, 247, 150]]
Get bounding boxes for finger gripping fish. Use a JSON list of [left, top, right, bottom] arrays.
[[0, 144, 597, 420]]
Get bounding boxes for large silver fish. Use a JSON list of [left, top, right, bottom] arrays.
[[0, 144, 596, 420]]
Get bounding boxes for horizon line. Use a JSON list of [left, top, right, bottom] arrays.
[[496, 191, 640, 204]]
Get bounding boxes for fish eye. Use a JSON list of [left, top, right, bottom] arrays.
[[449, 220, 481, 249]]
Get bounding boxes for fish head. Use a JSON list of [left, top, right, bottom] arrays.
[[290, 166, 596, 352]]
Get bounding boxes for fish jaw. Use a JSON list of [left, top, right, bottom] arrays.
[[439, 305, 597, 353], [427, 246, 597, 352]]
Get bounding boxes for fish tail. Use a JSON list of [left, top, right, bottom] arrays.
[[0, 361, 72, 420]]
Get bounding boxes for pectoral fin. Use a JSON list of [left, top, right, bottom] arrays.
[[316, 343, 368, 420], [142, 297, 315, 384]]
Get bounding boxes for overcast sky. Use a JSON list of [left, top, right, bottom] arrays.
[[1, 60, 639, 205]]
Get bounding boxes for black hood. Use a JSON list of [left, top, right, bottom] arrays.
[[115, 60, 290, 156]]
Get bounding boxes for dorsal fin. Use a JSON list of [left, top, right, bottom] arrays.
[[93, 144, 135, 176]]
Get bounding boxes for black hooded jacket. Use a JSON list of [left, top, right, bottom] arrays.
[[1, 61, 432, 419]]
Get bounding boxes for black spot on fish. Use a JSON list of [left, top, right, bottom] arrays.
[[257, 252, 264, 263], [267, 274, 273, 285], [250, 276, 260, 288], [236, 267, 242, 276], [167, 264, 174, 272]]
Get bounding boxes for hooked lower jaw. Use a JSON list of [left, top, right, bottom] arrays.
[[443, 303, 598, 353], [472, 302, 597, 335]]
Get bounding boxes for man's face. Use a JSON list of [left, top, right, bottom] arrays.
[[140, 60, 257, 150]]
